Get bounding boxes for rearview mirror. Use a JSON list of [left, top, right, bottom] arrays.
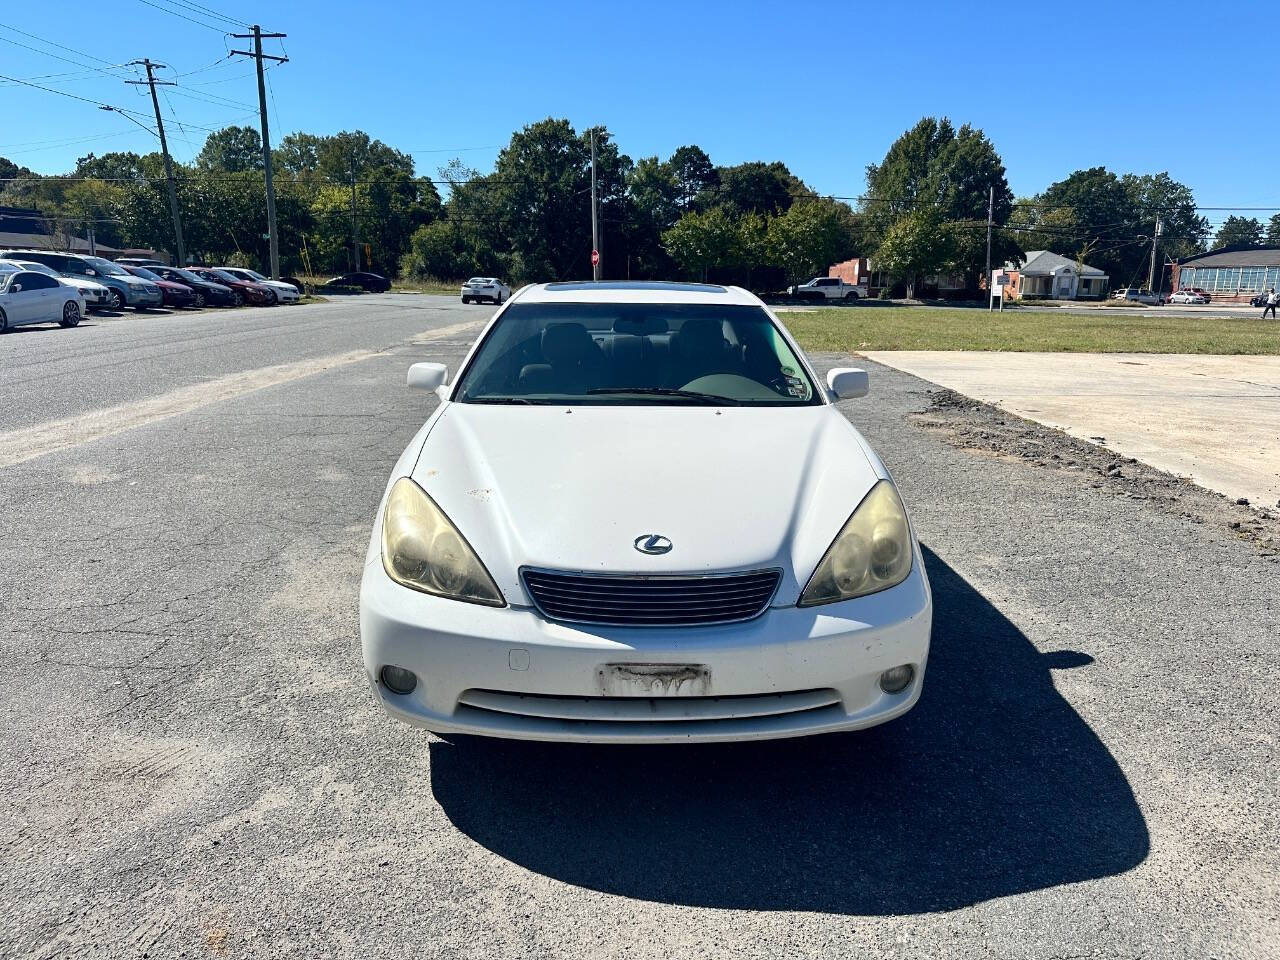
[[827, 367, 869, 399], [407, 362, 448, 392]]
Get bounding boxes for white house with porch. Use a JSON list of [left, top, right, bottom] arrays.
[[1002, 250, 1109, 301]]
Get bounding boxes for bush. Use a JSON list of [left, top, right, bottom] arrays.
[[222, 250, 257, 269]]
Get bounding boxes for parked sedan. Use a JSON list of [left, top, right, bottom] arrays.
[[1113, 288, 1163, 305], [0, 268, 83, 332], [460, 277, 511, 304], [188, 267, 274, 306], [217, 267, 300, 303], [122, 266, 198, 308], [1168, 290, 1210, 305], [149, 266, 237, 307], [360, 281, 932, 743], [0, 258, 112, 311], [325, 271, 391, 292]]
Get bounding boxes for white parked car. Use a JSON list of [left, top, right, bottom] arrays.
[[218, 267, 301, 303], [0, 267, 84, 332], [0, 258, 112, 311], [461, 277, 511, 304], [360, 281, 932, 743], [1168, 290, 1209, 305]]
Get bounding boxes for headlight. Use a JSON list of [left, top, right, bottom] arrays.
[[381, 477, 505, 606], [798, 480, 913, 606]]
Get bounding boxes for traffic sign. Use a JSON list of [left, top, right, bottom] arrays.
[[591, 249, 599, 266]]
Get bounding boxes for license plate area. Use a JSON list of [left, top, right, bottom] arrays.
[[597, 663, 711, 697]]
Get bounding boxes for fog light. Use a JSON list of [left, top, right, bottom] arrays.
[[879, 664, 915, 694], [379, 665, 418, 695]]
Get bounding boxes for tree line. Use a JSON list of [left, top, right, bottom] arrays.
[[3, 116, 1272, 291]]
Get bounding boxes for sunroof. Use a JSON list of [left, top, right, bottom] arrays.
[[543, 281, 728, 293]]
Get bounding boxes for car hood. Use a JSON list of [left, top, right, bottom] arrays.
[[407, 403, 885, 606], [63, 278, 108, 292]]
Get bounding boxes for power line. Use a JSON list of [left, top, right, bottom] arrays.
[[130, 0, 234, 32]]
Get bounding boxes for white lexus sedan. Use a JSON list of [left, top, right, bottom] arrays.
[[360, 281, 932, 743]]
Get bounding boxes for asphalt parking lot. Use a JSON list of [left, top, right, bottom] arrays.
[[1, 295, 1276, 958]]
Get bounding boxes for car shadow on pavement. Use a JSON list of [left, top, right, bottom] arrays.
[[428, 547, 1149, 914]]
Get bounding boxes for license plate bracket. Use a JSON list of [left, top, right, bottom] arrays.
[[597, 663, 711, 697]]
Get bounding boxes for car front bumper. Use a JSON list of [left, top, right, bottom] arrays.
[[126, 287, 164, 307], [359, 546, 932, 744]]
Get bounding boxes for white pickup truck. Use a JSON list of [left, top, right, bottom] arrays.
[[786, 276, 868, 301]]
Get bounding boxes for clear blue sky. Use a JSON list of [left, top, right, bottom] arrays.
[[3, 0, 1275, 229]]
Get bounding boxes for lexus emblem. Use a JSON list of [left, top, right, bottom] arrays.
[[633, 534, 673, 555]]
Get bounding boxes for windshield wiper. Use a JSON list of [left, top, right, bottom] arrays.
[[586, 387, 742, 405], [466, 396, 542, 405]]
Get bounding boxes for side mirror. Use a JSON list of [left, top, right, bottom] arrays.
[[407, 362, 448, 392], [10, 283, 20, 292], [86, 269, 96, 276], [827, 367, 869, 399]]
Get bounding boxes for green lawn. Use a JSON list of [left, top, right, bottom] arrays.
[[391, 280, 459, 296], [778, 306, 1279, 354]]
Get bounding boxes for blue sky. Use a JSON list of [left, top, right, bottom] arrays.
[[2, 0, 1276, 228]]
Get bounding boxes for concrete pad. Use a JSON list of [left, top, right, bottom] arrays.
[[862, 351, 1280, 507]]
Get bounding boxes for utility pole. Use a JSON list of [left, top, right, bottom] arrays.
[[1148, 215, 1162, 292], [231, 26, 288, 278], [984, 185, 994, 311], [350, 161, 360, 271], [126, 60, 185, 266], [590, 128, 600, 281]]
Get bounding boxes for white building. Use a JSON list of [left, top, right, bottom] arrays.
[[1003, 250, 1109, 301]]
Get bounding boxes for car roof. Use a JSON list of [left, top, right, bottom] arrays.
[[516, 280, 760, 306]]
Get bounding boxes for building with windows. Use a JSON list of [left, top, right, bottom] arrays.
[[1171, 246, 1280, 303], [1000, 250, 1109, 300]]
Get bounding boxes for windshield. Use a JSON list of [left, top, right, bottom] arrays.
[[240, 269, 267, 281], [209, 269, 241, 284], [130, 267, 163, 282], [170, 268, 205, 284], [10, 262, 57, 278], [454, 302, 819, 406], [84, 257, 129, 277]]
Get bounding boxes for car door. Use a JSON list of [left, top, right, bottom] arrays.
[[7, 272, 48, 325], [23, 271, 63, 322]]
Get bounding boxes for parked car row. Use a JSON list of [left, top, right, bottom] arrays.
[[0, 249, 304, 332]]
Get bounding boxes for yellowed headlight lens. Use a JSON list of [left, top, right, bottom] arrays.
[[799, 481, 913, 606], [381, 478, 505, 606]]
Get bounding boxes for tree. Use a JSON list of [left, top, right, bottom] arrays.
[[1213, 216, 1265, 249], [625, 156, 680, 279], [873, 207, 956, 299], [1121, 172, 1208, 264], [1267, 213, 1280, 245], [196, 125, 263, 172], [714, 161, 803, 216], [863, 117, 1017, 288], [766, 198, 858, 284], [665, 145, 717, 211], [663, 207, 741, 280]]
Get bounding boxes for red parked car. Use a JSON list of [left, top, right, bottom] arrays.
[[123, 265, 198, 309], [187, 267, 275, 306]]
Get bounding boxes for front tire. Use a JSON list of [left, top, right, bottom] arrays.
[[462, 296, 472, 304], [108, 290, 123, 310], [193, 292, 206, 308], [0, 308, 8, 333], [265, 290, 278, 306], [844, 291, 859, 301], [60, 301, 81, 327], [231, 292, 244, 307]]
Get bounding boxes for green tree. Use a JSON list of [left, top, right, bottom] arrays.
[[1121, 172, 1208, 264], [1268, 213, 1280, 245], [662, 206, 741, 280], [863, 117, 1017, 288], [713, 161, 803, 216], [874, 207, 956, 299], [1213, 215, 1265, 249], [666, 145, 718, 211], [624, 155, 680, 278], [766, 198, 858, 284], [196, 126, 263, 172]]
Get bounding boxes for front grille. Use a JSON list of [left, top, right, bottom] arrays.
[[521, 568, 781, 626]]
